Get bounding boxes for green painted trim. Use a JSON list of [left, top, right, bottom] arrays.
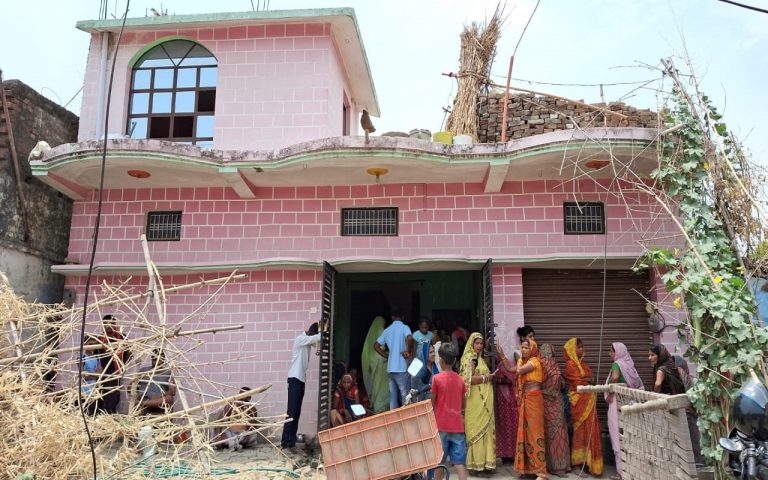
[[32, 138, 653, 177], [76, 8, 356, 32], [31, 151, 222, 173], [127, 35, 213, 69], [51, 255, 641, 276], [227, 140, 652, 170]]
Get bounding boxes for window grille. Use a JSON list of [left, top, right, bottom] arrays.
[[146, 211, 182, 241], [341, 207, 398, 236], [563, 202, 605, 234]]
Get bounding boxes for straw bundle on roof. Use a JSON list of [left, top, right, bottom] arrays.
[[445, 4, 504, 140]]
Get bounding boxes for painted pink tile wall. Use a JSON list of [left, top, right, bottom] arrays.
[[61, 265, 526, 434], [61, 270, 324, 433], [78, 23, 347, 150], [66, 180, 682, 266]]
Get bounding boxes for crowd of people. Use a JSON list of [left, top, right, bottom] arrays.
[[321, 311, 704, 480], [82, 311, 703, 468]]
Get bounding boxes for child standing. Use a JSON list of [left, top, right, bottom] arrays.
[[413, 318, 433, 366], [430, 344, 469, 480]]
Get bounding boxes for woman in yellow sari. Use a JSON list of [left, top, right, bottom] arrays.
[[460, 332, 496, 473], [361, 316, 390, 413], [563, 337, 603, 476]]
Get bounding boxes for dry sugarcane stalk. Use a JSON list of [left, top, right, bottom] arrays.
[[0, 324, 244, 366], [139, 234, 210, 474], [136, 384, 272, 427], [17, 272, 247, 323], [445, 5, 503, 139]]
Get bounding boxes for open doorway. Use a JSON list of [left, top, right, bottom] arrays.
[[315, 263, 495, 431], [335, 270, 482, 375]]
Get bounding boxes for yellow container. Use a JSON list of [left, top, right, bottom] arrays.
[[432, 131, 454, 144]]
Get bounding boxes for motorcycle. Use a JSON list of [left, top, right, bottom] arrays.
[[719, 376, 768, 480]]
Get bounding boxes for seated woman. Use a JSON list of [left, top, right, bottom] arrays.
[[212, 387, 260, 452], [411, 343, 438, 400], [330, 374, 362, 427], [136, 349, 176, 416]]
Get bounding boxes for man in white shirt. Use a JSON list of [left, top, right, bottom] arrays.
[[280, 321, 321, 452]]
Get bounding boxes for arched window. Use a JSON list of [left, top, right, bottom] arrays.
[[127, 39, 216, 147]]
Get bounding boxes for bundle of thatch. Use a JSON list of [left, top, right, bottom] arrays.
[[445, 4, 504, 140]]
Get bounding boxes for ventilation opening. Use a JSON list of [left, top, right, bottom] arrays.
[[563, 202, 605, 234], [341, 207, 398, 236], [146, 210, 182, 241]]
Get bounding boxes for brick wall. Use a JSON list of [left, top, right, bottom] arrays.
[[79, 22, 355, 150], [65, 179, 679, 266], [477, 92, 658, 143], [0, 79, 78, 301]]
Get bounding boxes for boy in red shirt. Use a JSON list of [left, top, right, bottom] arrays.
[[430, 344, 468, 480]]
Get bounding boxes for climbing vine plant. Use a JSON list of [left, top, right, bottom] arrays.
[[637, 68, 768, 477]]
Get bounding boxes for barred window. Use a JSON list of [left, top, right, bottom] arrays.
[[563, 202, 605, 234], [146, 211, 182, 241], [341, 207, 398, 236]]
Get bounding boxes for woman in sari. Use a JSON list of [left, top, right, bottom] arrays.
[[494, 343, 519, 463], [329, 374, 359, 427], [361, 316, 390, 413], [605, 343, 644, 479], [460, 332, 496, 473], [563, 337, 603, 477], [498, 338, 547, 479], [540, 344, 571, 476], [649, 344, 685, 395]]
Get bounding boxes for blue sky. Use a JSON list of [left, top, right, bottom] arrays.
[[1, 0, 766, 163]]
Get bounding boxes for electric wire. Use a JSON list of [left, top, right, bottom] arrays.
[[718, 0, 768, 14], [489, 74, 659, 88], [513, 0, 542, 57], [76, 1, 130, 478]]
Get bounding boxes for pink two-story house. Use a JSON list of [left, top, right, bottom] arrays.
[[31, 8, 678, 435]]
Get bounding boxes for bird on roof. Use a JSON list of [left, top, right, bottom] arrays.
[[360, 109, 376, 144]]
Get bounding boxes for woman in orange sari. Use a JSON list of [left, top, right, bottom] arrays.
[[563, 337, 603, 477], [499, 339, 547, 480]]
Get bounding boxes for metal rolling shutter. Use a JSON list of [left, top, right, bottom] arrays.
[[522, 268, 653, 425]]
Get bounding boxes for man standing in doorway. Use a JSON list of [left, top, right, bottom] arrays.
[[281, 321, 321, 453], [374, 308, 414, 409]]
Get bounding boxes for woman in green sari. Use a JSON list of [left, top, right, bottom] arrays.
[[361, 316, 389, 413], [460, 332, 496, 473]]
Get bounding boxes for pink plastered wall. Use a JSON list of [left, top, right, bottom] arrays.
[[61, 178, 684, 433], [65, 179, 681, 266], [59, 264, 525, 435], [78, 22, 355, 150], [62, 270, 324, 434]]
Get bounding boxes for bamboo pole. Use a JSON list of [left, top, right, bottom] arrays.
[[0, 325, 243, 366], [18, 273, 247, 323], [500, 56, 515, 143], [139, 235, 209, 474], [136, 384, 272, 427]]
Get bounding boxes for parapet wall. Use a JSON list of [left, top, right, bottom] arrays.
[[477, 92, 658, 143]]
